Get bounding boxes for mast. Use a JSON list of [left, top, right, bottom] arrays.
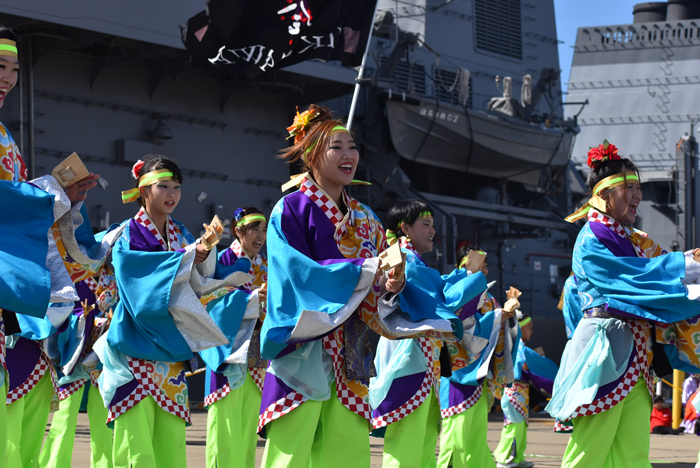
[[346, 0, 380, 131]]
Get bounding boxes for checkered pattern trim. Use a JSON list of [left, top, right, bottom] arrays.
[[503, 382, 529, 426], [553, 419, 573, 433], [258, 390, 308, 434], [372, 338, 435, 428], [300, 177, 350, 244], [90, 370, 101, 389], [0, 315, 5, 371], [440, 382, 483, 419], [134, 208, 179, 250], [230, 240, 258, 289], [204, 382, 231, 408], [107, 357, 191, 425], [564, 320, 651, 421], [249, 367, 266, 393], [323, 328, 373, 421], [7, 353, 57, 404], [588, 209, 643, 257], [59, 378, 87, 401], [84, 276, 98, 295]]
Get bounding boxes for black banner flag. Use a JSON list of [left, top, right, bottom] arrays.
[[181, 0, 378, 76]]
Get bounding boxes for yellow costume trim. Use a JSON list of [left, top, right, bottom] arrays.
[[0, 39, 17, 58], [121, 169, 174, 204], [564, 173, 640, 223]]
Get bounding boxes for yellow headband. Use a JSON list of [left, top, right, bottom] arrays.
[[0, 39, 17, 59], [565, 173, 640, 223], [236, 213, 266, 227], [121, 169, 175, 204], [458, 250, 485, 269]]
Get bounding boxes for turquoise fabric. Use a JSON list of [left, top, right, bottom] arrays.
[[562, 275, 582, 339], [16, 310, 60, 341], [501, 390, 525, 425], [546, 318, 633, 421], [199, 288, 252, 372], [93, 335, 133, 407], [0, 180, 54, 318], [370, 339, 428, 409], [514, 341, 559, 382], [261, 199, 368, 359], [268, 339, 334, 400], [573, 223, 700, 323], [106, 222, 198, 363]]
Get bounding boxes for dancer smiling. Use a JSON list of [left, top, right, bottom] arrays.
[[259, 105, 466, 467], [547, 140, 700, 467], [201, 206, 268, 468]]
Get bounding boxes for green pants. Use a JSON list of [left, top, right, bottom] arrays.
[[261, 381, 370, 468], [5, 371, 53, 468], [39, 382, 113, 468], [493, 421, 527, 465], [112, 395, 186, 468], [437, 382, 495, 468], [0, 380, 7, 468], [562, 378, 652, 468], [383, 388, 440, 468], [205, 372, 261, 468]]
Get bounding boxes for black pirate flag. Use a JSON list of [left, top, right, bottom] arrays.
[[181, 0, 377, 76]]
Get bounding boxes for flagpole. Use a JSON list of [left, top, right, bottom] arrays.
[[346, 0, 380, 131]]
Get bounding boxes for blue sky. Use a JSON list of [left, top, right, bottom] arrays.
[[554, 0, 640, 96]]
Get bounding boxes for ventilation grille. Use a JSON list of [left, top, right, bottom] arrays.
[[381, 57, 427, 95], [474, 0, 523, 60]]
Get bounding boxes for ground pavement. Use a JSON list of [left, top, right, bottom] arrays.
[[52, 411, 700, 467]]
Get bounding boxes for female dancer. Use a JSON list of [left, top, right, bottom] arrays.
[[259, 105, 466, 467], [547, 140, 700, 467], [39, 264, 117, 468], [493, 313, 558, 468], [438, 246, 521, 468], [369, 199, 487, 467], [93, 155, 252, 468], [201, 206, 268, 467]]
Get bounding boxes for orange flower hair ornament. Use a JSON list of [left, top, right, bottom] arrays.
[[286, 107, 320, 145], [586, 139, 620, 169]]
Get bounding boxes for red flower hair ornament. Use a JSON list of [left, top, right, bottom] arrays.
[[587, 139, 620, 169], [132, 160, 145, 179]]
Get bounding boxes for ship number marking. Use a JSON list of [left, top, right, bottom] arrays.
[[419, 108, 459, 123]]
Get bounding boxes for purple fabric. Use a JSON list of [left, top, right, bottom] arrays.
[[259, 372, 295, 417], [6, 337, 42, 392], [75, 280, 97, 306], [371, 372, 426, 417], [219, 247, 239, 267], [456, 294, 481, 321], [594, 349, 636, 400], [523, 370, 555, 397], [448, 379, 482, 408], [127, 218, 165, 253], [208, 368, 229, 395], [281, 193, 364, 267], [589, 221, 636, 258], [110, 378, 139, 408]]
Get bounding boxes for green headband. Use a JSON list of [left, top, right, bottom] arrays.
[[236, 213, 266, 227], [303, 125, 351, 160], [519, 317, 532, 327], [565, 172, 640, 223], [121, 169, 175, 204], [0, 39, 17, 58], [399, 211, 433, 228]]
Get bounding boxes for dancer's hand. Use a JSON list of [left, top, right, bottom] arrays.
[[66, 173, 100, 202], [194, 242, 210, 264]]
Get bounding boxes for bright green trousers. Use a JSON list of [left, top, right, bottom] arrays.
[[112, 395, 186, 468], [383, 388, 440, 468], [0, 379, 7, 468], [562, 378, 653, 468], [261, 382, 370, 468], [39, 382, 113, 468], [5, 371, 53, 468], [205, 372, 261, 468], [437, 382, 495, 468], [493, 421, 527, 465]]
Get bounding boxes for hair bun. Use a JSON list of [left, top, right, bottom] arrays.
[[587, 139, 620, 170]]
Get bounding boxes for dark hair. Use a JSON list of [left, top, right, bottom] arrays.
[[519, 313, 531, 323], [279, 104, 352, 174], [0, 26, 18, 44], [135, 154, 183, 207], [456, 244, 486, 268], [653, 395, 664, 405], [587, 158, 639, 192], [233, 206, 265, 239], [387, 199, 434, 237]]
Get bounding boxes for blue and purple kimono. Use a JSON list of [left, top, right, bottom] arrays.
[[547, 208, 700, 422], [93, 208, 252, 427], [258, 176, 465, 436], [369, 237, 487, 431]]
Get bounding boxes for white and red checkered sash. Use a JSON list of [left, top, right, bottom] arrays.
[[440, 382, 484, 419], [6, 347, 59, 404], [107, 357, 191, 424], [372, 337, 437, 429], [229, 239, 268, 291], [59, 378, 88, 401], [503, 381, 529, 426], [134, 208, 183, 251]]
